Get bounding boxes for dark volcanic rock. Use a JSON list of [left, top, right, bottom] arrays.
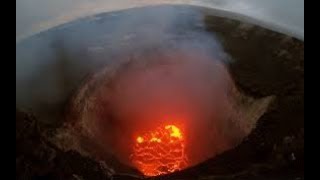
[[152, 15, 304, 180], [16, 110, 113, 180]]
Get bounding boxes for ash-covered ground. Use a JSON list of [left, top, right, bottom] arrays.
[[16, 5, 304, 180]]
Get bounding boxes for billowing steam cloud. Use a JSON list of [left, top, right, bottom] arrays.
[[16, 5, 226, 126], [16, 5, 274, 173]]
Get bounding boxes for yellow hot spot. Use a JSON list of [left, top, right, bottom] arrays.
[[165, 125, 182, 139]]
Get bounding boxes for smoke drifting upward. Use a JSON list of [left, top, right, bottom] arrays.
[[60, 28, 249, 172], [16, 5, 273, 174], [16, 5, 228, 126]]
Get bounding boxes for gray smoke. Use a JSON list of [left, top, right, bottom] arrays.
[[16, 5, 228, 124], [16, 5, 274, 172]]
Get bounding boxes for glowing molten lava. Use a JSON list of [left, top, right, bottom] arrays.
[[130, 125, 188, 176]]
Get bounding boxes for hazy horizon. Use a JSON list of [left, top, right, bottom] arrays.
[[16, 0, 304, 42]]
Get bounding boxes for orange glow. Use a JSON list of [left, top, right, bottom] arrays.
[[130, 124, 188, 176], [136, 136, 144, 143]]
